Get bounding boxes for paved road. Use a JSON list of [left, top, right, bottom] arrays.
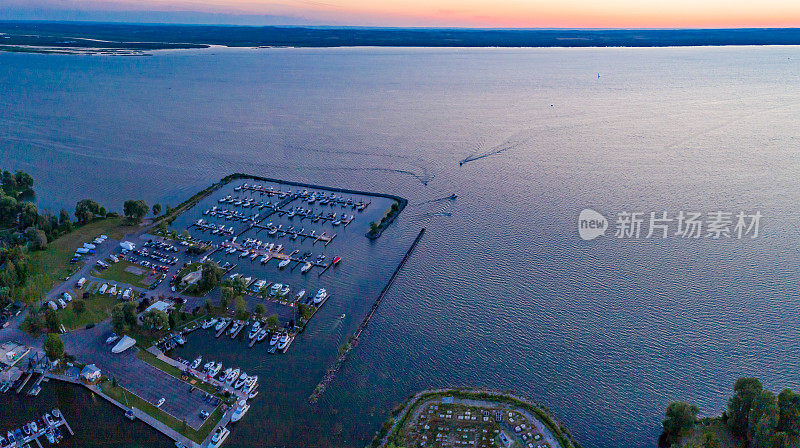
[[61, 321, 217, 430]]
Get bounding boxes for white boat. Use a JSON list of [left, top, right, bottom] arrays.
[[256, 328, 268, 342], [277, 333, 289, 351], [210, 427, 230, 448], [234, 373, 248, 389], [230, 400, 250, 422], [190, 356, 202, 370], [249, 322, 261, 340], [215, 319, 228, 331], [203, 360, 214, 371], [202, 318, 218, 329], [295, 290, 306, 302], [280, 284, 290, 296], [278, 259, 290, 269], [220, 367, 232, 380], [269, 333, 279, 347], [156, 398, 165, 408], [226, 368, 240, 385], [248, 390, 259, 399], [30, 421, 38, 433], [105, 334, 120, 345], [228, 321, 240, 335], [112, 335, 136, 354], [209, 363, 222, 377], [269, 283, 282, 296], [301, 262, 312, 273], [313, 288, 328, 305]]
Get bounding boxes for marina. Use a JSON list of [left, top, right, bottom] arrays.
[[0, 408, 73, 448]]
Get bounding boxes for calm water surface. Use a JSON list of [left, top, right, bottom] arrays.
[[2, 46, 800, 448]]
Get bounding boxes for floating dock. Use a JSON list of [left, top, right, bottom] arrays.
[[2, 408, 74, 448]]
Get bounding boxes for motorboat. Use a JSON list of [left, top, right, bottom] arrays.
[[203, 360, 214, 371], [105, 333, 119, 345], [220, 367, 231, 380], [332, 256, 341, 265], [256, 328, 268, 342], [23, 424, 31, 437], [301, 262, 312, 273], [228, 321, 241, 335], [277, 333, 290, 351], [280, 284, 290, 296], [190, 356, 202, 370], [249, 322, 261, 340], [269, 333, 279, 347], [215, 319, 228, 331], [226, 368, 240, 385], [210, 426, 230, 448], [234, 373, 248, 390], [248, 390, 259, 399], [269, 283, 282, 296], [202, 318, 218, 329], [174, 334, 186, 345], [156, 398, 165, 407], [30, 421, 38, 433], [208, 363, 222, 377], [313, 288, 328, 305], [295, 290, 306, 302], [45, 430, 55, 443], [278, 259, 290, 269]]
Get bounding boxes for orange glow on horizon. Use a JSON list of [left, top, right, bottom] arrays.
[[16, 0, 800, 27]]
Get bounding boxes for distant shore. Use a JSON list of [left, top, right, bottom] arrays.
[[5, 21, 800, 55]]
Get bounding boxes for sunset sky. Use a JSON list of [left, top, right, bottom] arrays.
[[5, 0, 800, 27]]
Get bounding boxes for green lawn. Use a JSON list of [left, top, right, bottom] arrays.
[[99, 380, 224, 444], [56, 291, 119, 330], [92, 260, 152, 289], [18, 218, 138, 305]]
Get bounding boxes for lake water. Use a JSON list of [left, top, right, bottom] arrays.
[[3, 45, 800, 448]]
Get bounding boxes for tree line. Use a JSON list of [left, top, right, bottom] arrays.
[[661, 377, 800, 448]]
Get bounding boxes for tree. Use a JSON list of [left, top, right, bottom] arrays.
[[298, 303, 313, 321], [44, 333, 64, 361], [44, 308, 61, 332], [22, 311, 44, 334], [75, 199, 100, 223], [168, 311, 176, 329], [778, 388, 800, 434], [141, 309, 168, 330], [748, 389, 779, 445], [72, 299, 85, 314], [111, 303, 127, 331], [728, 377, 764, 436], [204, 300, 212, 314], [254, 303, 266, 317], [368, 221, 379, 233], [234, 296, 248, 320], [152, 203, 162, 216], [112, 302, 138, 331], [59, 209, 70, 225], [265, 314, 280, 331], [662, 401, 698, 446], [18, 202, 38, 228], [198, 261, 223, 292], [25, 227, 47, 250], [123, 200, 149, 223]]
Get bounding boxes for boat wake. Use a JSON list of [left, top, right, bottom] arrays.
[[459, 133, 527, 166]]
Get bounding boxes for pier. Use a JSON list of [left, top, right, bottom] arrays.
[[250, 223, 336, 244], [215, 320, 231, 338], [2, 407, 74, 448], [308, 228, 426, 403]]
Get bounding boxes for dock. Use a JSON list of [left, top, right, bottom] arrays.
[[230, 321, 246, 339], [250, 223, 336, 244], [215, 320, 231, 338], [2, 407, 74, 448]]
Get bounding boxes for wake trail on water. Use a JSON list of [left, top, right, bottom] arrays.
[[459, 132, 529, 166]]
